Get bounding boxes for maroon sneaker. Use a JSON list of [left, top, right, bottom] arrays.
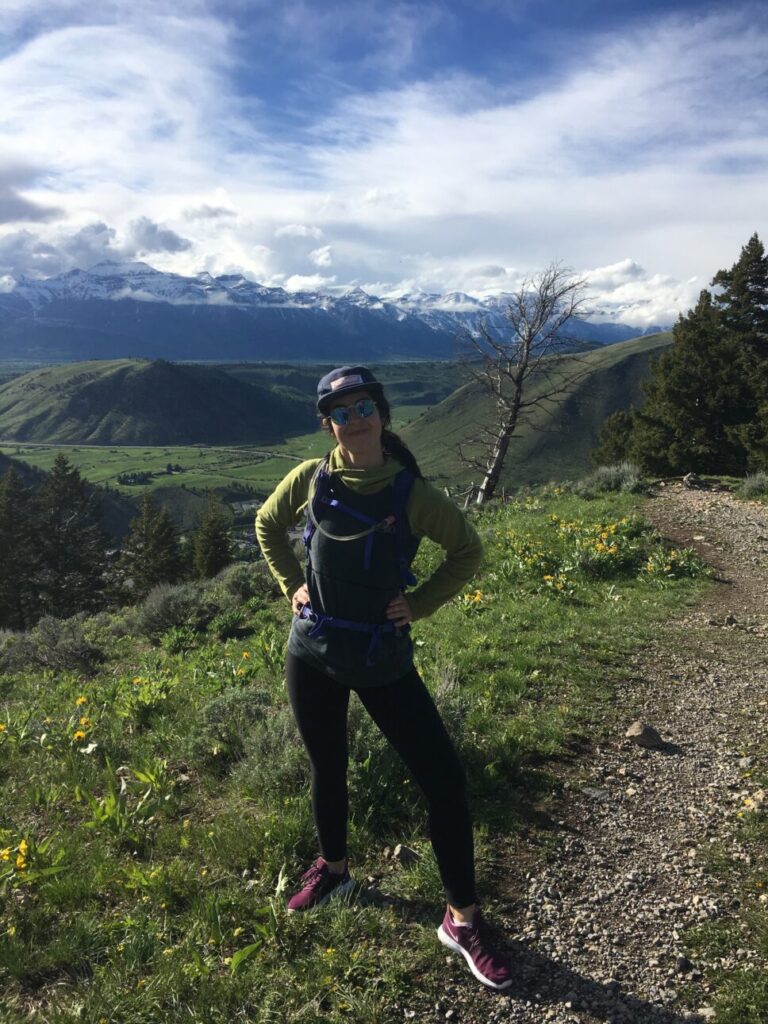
[[286, 857, 354, 913], [437, 908, 513, 990]]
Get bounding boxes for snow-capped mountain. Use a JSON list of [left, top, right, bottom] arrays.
[[0, 260, 664, 362]]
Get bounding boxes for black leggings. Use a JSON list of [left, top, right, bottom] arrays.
[[286, 652, 477, 909]]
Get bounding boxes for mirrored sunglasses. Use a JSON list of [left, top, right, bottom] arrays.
[[328, 397, 377, 426]]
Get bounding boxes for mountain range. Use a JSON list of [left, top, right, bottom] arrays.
[[0, 260, 665, 362]]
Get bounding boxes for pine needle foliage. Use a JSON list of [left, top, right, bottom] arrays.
[[594, 233, 768, 474], [120, 491, 184, 599], [191, 494, 234, 579]]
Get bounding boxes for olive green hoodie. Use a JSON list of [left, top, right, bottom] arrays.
[[254, 447, 483, 622]]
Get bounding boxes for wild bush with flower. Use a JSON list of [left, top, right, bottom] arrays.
[[484, 506, 707, 597]]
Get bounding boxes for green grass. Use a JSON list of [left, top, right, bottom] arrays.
[[0, 489, 712, 1022]]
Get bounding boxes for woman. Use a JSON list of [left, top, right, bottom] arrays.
[[255, 365, 512, 990]]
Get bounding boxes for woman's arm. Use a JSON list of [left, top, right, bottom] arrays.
[[254, 460, 320, 601], [402, 479, 484, 621]]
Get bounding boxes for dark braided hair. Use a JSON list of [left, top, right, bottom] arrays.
[[320, 388, 424, 480]]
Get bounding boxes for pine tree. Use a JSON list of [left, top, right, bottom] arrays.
[[591, 408, 635, 467], [191, 495, 233, 579], [711, 233, 768, 357], [0, 467, 36, 628], [711, 233, 768, 468], [32, 454, 110, 618], [630, 291, 752, 474], [120, 491, 184, 599]]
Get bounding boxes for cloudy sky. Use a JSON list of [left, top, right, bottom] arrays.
[[1, 0, 766, 325]]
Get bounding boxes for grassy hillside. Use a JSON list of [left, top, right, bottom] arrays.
[[219, 361, 467, 413], [0, 360, 318, 446], [0, 490, 711, 1023], [403, 333, 672, 488]]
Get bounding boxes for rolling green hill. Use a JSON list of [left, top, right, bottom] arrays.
[[0, 359, 318, 445], [402, 332, 672, 488]]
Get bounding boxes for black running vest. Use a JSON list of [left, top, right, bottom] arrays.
[[287, 473, 417, 686]]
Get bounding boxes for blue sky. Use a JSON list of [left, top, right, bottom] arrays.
[[0, 0, 766, 325]]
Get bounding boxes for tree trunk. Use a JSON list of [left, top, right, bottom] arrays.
[[476, 428, 513, 504]]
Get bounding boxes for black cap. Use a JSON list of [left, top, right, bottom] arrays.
[[316, 365, 384, 413]]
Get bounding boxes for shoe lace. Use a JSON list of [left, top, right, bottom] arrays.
[[467, 915, 500, 961], [301, 863, 325, 886]]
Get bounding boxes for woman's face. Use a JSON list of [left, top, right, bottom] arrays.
[[326, 389, 383, 457]]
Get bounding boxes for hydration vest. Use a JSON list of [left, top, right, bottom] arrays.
[[288, 455, 420, 684]]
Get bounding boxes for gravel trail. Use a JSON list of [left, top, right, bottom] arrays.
[[437, 484, 768, 1024]]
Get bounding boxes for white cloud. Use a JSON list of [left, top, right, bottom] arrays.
[[274, 224, 324, 239], [284, 273, 337, 292], [583, 259, 647, 291], [309, 245, 333, 268]]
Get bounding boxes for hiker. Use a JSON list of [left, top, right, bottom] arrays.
[[255, 365, 512, 990]]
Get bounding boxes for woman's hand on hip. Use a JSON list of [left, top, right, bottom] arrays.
[[386, 593, 413, 628], [291, 584, 310, 616]]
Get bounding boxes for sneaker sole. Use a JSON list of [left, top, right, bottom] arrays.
[[286, 876, 355, 914], [437, 924, 513, 991]]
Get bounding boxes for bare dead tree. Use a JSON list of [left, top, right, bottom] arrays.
[[458, 263, 591, 505]]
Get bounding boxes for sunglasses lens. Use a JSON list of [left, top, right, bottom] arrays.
[[329, 406, 350, 426], [356, 399, 376, 418]]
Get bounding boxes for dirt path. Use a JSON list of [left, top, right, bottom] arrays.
[[450, 484, 768, 1024]]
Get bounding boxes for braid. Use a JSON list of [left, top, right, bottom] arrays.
[[381, 429, 424, 479]]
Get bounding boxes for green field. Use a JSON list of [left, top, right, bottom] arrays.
[[0, 405, 433, 500]]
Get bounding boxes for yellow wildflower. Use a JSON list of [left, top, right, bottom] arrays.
[[543, 574, 554, 581], [233, 927, 244, 937], [0, 847, 10, 861], [73, 729, 86, 743], [18, 839, 28, 855], [75, 695, 87, 706], [79, 716, 92, 728], [15, 853, 27, 871], [242, 651, 250, 659], [236, 668, 245, 677], [0, 723, 5, 732]]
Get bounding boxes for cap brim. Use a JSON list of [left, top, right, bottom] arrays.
[[318, 382, 383, 413]]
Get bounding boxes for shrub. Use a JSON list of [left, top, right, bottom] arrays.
[[739, 471, 768, 499], [134, 582, 219, 639], [210, 608, 246, 640], [0, 614, 105, 675], [574, 461, 648, 497], [187, 686, 273, 775], [160, 625, 198, 654], [233, 705, 308, 797], [217, 562, 277, 601]]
